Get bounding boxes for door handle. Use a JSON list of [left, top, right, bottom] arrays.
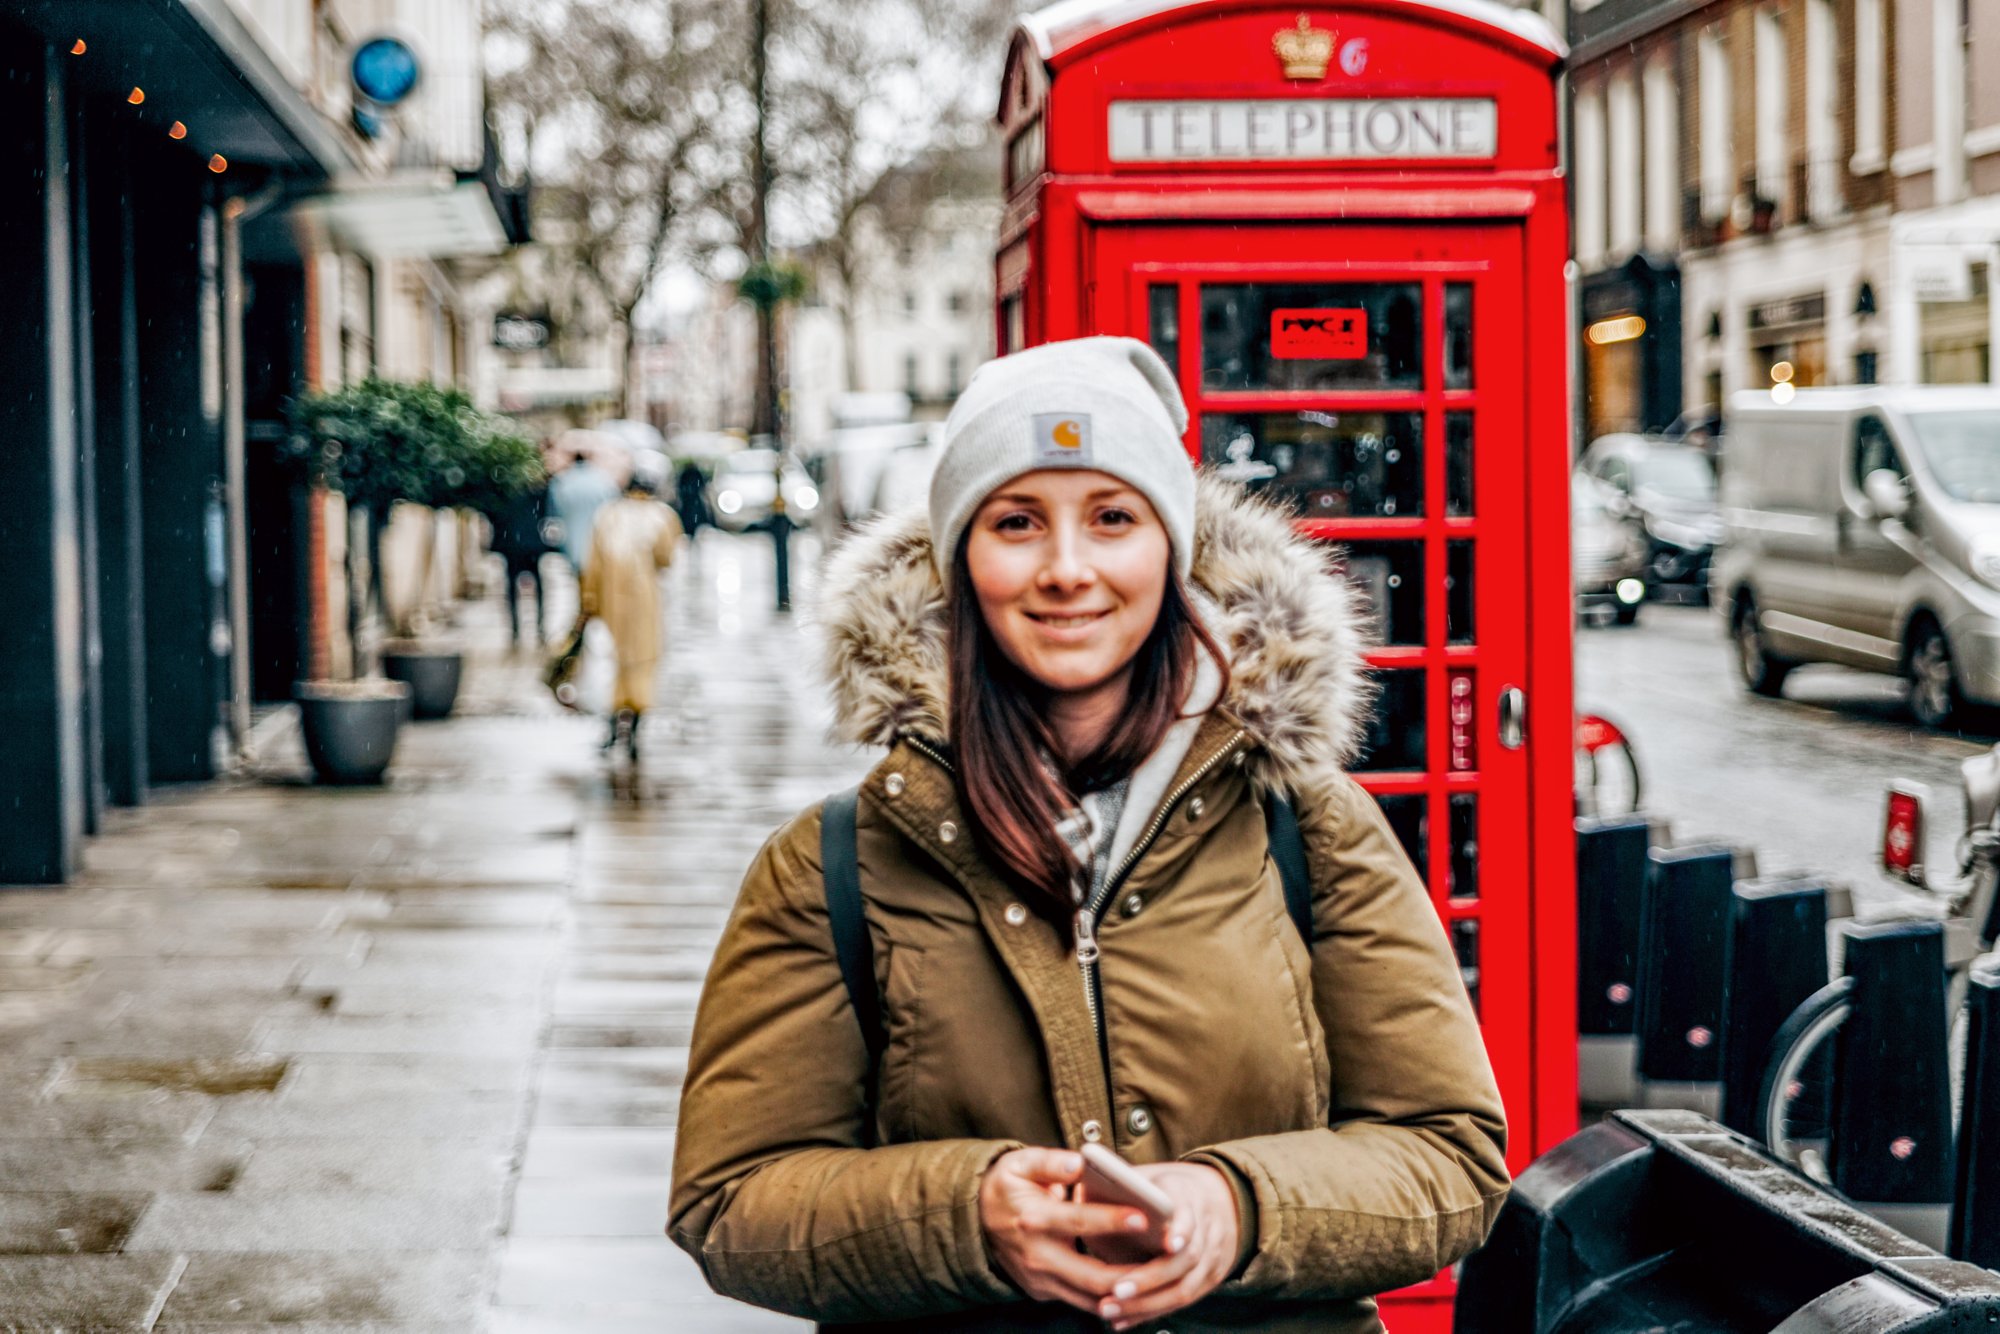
[[1498, 687, 1526, 750]]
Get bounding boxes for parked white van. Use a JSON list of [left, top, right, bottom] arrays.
[[1715, 386, 2000, 728]]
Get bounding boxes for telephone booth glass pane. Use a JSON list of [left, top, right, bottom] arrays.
[[1446, 283, 1475, 389], [1450, 794, 1480, 900], [1200, 412, 1422, 517], [1353, 671, 1426, 772], [1337, 541, 1425, 645], [1200, 283, 1423, 391], [1376, 794, 1429, 881], [1447, 412, 1475, 516], [1148, 283, 1180, 372], [1447, 541, 1476, 645]]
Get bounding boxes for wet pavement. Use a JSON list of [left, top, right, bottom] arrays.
[[0, 530, 849, 1331], [1576, 602, 1993, 911]]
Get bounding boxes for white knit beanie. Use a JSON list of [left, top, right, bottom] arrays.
[[929, 336, 1195, 582]]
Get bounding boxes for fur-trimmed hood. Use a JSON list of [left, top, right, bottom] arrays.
[[816, 474, 1374, 793]]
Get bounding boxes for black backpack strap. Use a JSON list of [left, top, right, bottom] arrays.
[[1265, 793, 1316, 945], [819, 785, 884, 1141]]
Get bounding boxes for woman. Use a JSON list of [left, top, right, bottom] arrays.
[[670, 337, 1507, 1332], [578, 469, 682, 758]]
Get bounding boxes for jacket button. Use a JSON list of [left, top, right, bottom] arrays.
[[938, 820, 958, 844], [1232, 750, 1247, 768], [1122, 893, 1143, 918], [1126, 1105, 1153, 1135], [1081, 1120, 1104, 1143], [1187, 797, 1205, 821], [884, 772, 905, 797], [1003, 902, 1028, 926]]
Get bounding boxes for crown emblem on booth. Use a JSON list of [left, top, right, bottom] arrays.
[[1272, 14, 1335, 80]]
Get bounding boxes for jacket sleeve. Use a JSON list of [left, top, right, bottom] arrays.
[[668, 807, 1025, 1323], [653, 508, 683, 570], [1185, 773, 1511, 1302]]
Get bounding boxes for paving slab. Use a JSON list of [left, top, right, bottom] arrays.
[[0, 1254, 187, 1330], [233, 1138, 516, 1193], [0, 1094, 217, 1144], [154, 1251, 487, 1324], [124, 1190, 505, 1253], [0, 1141, 241, 1192], [0, 1192, 152, 1253], [517, 1129, 675, 1180], [202, 1092, 524, 1139]]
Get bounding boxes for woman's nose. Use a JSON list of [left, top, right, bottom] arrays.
[[1037, 526, 1095, 590]]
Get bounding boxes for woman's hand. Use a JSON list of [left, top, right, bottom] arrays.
[[978, 1148, 1157, 1313], [1095, 1162, 1241, 1331]]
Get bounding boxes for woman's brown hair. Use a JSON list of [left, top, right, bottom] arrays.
[[947, 534, 1230, 916]]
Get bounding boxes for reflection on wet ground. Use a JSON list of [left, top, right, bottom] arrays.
[[0, 530, 847, 1330]]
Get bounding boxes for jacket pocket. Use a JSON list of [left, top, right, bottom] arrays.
[[877, 942, 930, 1141]]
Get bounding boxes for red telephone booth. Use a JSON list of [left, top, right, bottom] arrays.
[[997, 3, 1574, 1326]]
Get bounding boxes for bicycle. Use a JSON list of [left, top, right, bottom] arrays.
[[1756, 747, 2000, 1182]]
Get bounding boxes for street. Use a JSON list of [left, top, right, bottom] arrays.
[[1577, 602, 1990, 910]]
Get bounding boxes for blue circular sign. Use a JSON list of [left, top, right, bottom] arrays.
[[351, 36, 420, 106]]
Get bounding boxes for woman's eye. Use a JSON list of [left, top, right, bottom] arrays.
[[993, 513, 1035, 532], [1096, 508, 1137, 527]]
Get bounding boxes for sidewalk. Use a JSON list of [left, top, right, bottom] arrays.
[[0, 530, 857, 1332]]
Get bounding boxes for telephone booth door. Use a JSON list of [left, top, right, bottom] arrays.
[[1095, 220, 1533, 1132], [1095, 222, 1535, 1321]]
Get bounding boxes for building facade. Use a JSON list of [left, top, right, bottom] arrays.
[[1568, 0, 2000, 448], [1, 0, 524, 884]]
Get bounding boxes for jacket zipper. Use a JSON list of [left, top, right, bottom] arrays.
[[1072, 730, 1247, 1079], [905, 729, 1250, 1093]]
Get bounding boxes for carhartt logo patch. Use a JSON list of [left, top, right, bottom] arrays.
[[1031, 413, 1093, 465]]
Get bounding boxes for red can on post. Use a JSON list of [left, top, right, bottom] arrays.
[[997, 4, 1574, 1327]]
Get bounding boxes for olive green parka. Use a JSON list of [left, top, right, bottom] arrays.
[[669, 477, 1509, 1331]]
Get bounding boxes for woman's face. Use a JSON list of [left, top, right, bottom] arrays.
[[964, 469, 1170, 699]]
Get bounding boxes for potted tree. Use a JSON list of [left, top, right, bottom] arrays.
[[287, 381, 541, 778]]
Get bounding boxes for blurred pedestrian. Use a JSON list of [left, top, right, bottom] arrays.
[[489, 472, 553, 648], [578, 469, 683, 759], [669, 337, 1507, 1331], [675, 458, 712, 536], [548, 429, 621, 574]]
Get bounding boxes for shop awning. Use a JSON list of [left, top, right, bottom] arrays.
[[300, 172, 512, 259], [12, 0, 352, 177]]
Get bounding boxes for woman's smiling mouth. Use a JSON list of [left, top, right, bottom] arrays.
[[1025, 610, 1111, 631]]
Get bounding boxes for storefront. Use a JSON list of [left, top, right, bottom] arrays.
[[1579, 252, 1682, 439]]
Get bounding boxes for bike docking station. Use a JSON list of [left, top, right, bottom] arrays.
[[1529, 754, 2000, 1323], [1455, 1109, 2000, 1331]]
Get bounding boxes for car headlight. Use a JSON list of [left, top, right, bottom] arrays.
[[791, 485, 819, 512], [1970, 534, 2000, 589], [716, 490, 742, 515]]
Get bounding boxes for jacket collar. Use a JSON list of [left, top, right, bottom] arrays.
[[816, 475, 1373, 796]]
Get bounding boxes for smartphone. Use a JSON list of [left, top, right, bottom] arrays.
[[1077, 1143, 1175, 1263]]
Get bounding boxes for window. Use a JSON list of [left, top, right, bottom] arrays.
[[1855, 350, 1879, 384], [1852, 0, 1885, 171], [947, 352, 963, 395], [1698, 28, 1733, 219], [1853, 415, 1904, 488], [1642, 55, 1679, 251], [902, 290, 917, 316], [903, 352, 919, 395], [1805, 0, 1840, 219], [1606, 70, 1641, 255], [1573, 84, 1608, 266], [947, 291, 968, 314], [1754, 8, 1787, 209]]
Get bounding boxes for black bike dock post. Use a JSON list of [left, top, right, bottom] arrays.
[[1456, 1109, 2000, 1333], [1719, 876, 1831, 1138], [1948, 955, 1999, 1268], [1576, 814, 1653, 1107], [1636, 844, 1737, 1112], [1832, 919, 1955, 1249]]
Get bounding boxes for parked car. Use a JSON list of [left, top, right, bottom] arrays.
[[1714, 385, 2000, 728], [1578, 434, 1724, 597], [708, 448, 820, 533], [1573, 472, 1650, 624]]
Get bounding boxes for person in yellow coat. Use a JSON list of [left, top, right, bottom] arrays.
[[578, 469, 684, 758]]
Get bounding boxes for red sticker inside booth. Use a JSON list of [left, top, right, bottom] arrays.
[[1270, 307, 1367, 359]]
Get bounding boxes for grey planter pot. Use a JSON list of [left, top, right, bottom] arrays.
[[296, 681, 410, 785], [380, 647, 464, 720]]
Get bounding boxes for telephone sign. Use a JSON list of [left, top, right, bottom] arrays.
[[1271, 308, 1367, 359]]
